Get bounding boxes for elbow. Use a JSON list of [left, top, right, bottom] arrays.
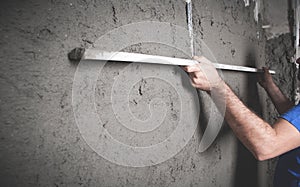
[[253, 149, 276, 161], [252, 133, 278, 161], [254, 153, 271, 161], [252, 145, 277, 161]]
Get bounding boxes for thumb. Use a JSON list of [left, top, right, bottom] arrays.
[[192, 56, 212, 64], [262, 67, 271, 76]]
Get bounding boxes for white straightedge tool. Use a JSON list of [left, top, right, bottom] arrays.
[[71, 49, 276, 74]]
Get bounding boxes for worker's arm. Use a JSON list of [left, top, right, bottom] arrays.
[[258, 67, 294, 114], [183, 56, 300, 161]]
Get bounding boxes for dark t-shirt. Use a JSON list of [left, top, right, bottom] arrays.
[[274, 104, 300, 187]]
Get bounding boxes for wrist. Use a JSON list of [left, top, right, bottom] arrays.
[[207, 80, 226, 94], [264, 81, 277, 92], [213, 79, 226, 90]]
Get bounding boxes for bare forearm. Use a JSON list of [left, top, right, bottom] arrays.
[[212, 82, 277, 160], [264, 82, 294, 114], [184, 58, 300, 161]]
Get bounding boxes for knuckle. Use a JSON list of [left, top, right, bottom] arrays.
[[191, 82, 197, 88], [193, 77, 201, 85], [192, 77, 198, 84], [198, 56, 207, 62], [186, 66, 193, 72], [194, 72, 201, 78]]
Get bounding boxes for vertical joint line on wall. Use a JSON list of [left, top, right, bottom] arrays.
[[295, 0, 300, 59], [295, 0, 300, 104], [186, 0, 194, 57]]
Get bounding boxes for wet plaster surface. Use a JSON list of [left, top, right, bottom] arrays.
[[0, 0, 293, 187]]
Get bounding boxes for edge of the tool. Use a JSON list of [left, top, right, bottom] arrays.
[[68, 47, 85, 62]]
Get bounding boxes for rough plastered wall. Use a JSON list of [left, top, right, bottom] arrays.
[[259, 1, 297, 186], [0, 0, 271, 187], [258, 33, 297, 187]]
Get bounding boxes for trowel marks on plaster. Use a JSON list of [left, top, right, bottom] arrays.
[[71, 21, 226, 166]]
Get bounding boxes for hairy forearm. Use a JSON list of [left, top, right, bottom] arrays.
[[211, 82, 277, 160], [184, 58, 299, 160], [264, 82, 294, 114]]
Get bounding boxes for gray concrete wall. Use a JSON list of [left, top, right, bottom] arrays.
[[0, 0, 290, 187], [259, 33, 297, 187], [263, 0, 290, 39]]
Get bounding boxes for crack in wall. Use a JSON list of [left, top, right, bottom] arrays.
[[138, 79, 147, 96], [111, 4, 118, 24]]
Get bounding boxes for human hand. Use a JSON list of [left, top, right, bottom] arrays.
[[182, 56, 224, 91], [258, 67, 274, 89]]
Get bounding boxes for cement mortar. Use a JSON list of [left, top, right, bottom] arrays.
[[259, 33, 297, 187], [0, 0, 293, 187]]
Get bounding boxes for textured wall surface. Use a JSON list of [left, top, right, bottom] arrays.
[[263, 0, 290, 39], [0, 0, 293, 187], [258, 33, 297, 187]]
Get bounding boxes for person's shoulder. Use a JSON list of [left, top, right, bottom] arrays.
[[280, 103, 300, 128], [293, 103, 300, 110], [284, 103, 300, 111], [282, 103, 300, 115]]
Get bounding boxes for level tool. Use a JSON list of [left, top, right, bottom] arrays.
[[68, 48, 276, 74]]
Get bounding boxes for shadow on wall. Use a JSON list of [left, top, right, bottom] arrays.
[[234, 49, 262, 187]]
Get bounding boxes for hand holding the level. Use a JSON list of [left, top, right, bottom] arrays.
[[182, 56, 224, 91], [258, 67, 275, 90]]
